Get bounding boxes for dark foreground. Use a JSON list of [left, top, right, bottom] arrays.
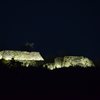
[[0, 66, 100, 99]]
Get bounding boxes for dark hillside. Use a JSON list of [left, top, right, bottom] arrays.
[[0, 66, 100, 99]]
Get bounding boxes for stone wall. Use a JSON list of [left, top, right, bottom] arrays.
[[0, 50, 44, 67], [0, 50, 44, 61], [43, 56, 95, 70]]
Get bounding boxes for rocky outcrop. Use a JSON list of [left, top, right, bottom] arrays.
[[43, 56, 95, 70]]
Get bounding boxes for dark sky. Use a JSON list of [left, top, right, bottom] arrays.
[[0, 0, 100, 60]]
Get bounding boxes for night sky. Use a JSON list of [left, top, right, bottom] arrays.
[[0, 0, 100, 60]]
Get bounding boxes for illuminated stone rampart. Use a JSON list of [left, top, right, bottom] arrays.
[[0, 50, 44, 67], [0, 50, 44, 61], [43, 56, 95, 70]]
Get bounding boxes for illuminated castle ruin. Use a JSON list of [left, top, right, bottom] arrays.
[[0, 50, 95, 69], [0, 50, 44, 60], [43, 56, 95, 70], [0, 50, 44, 67]]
